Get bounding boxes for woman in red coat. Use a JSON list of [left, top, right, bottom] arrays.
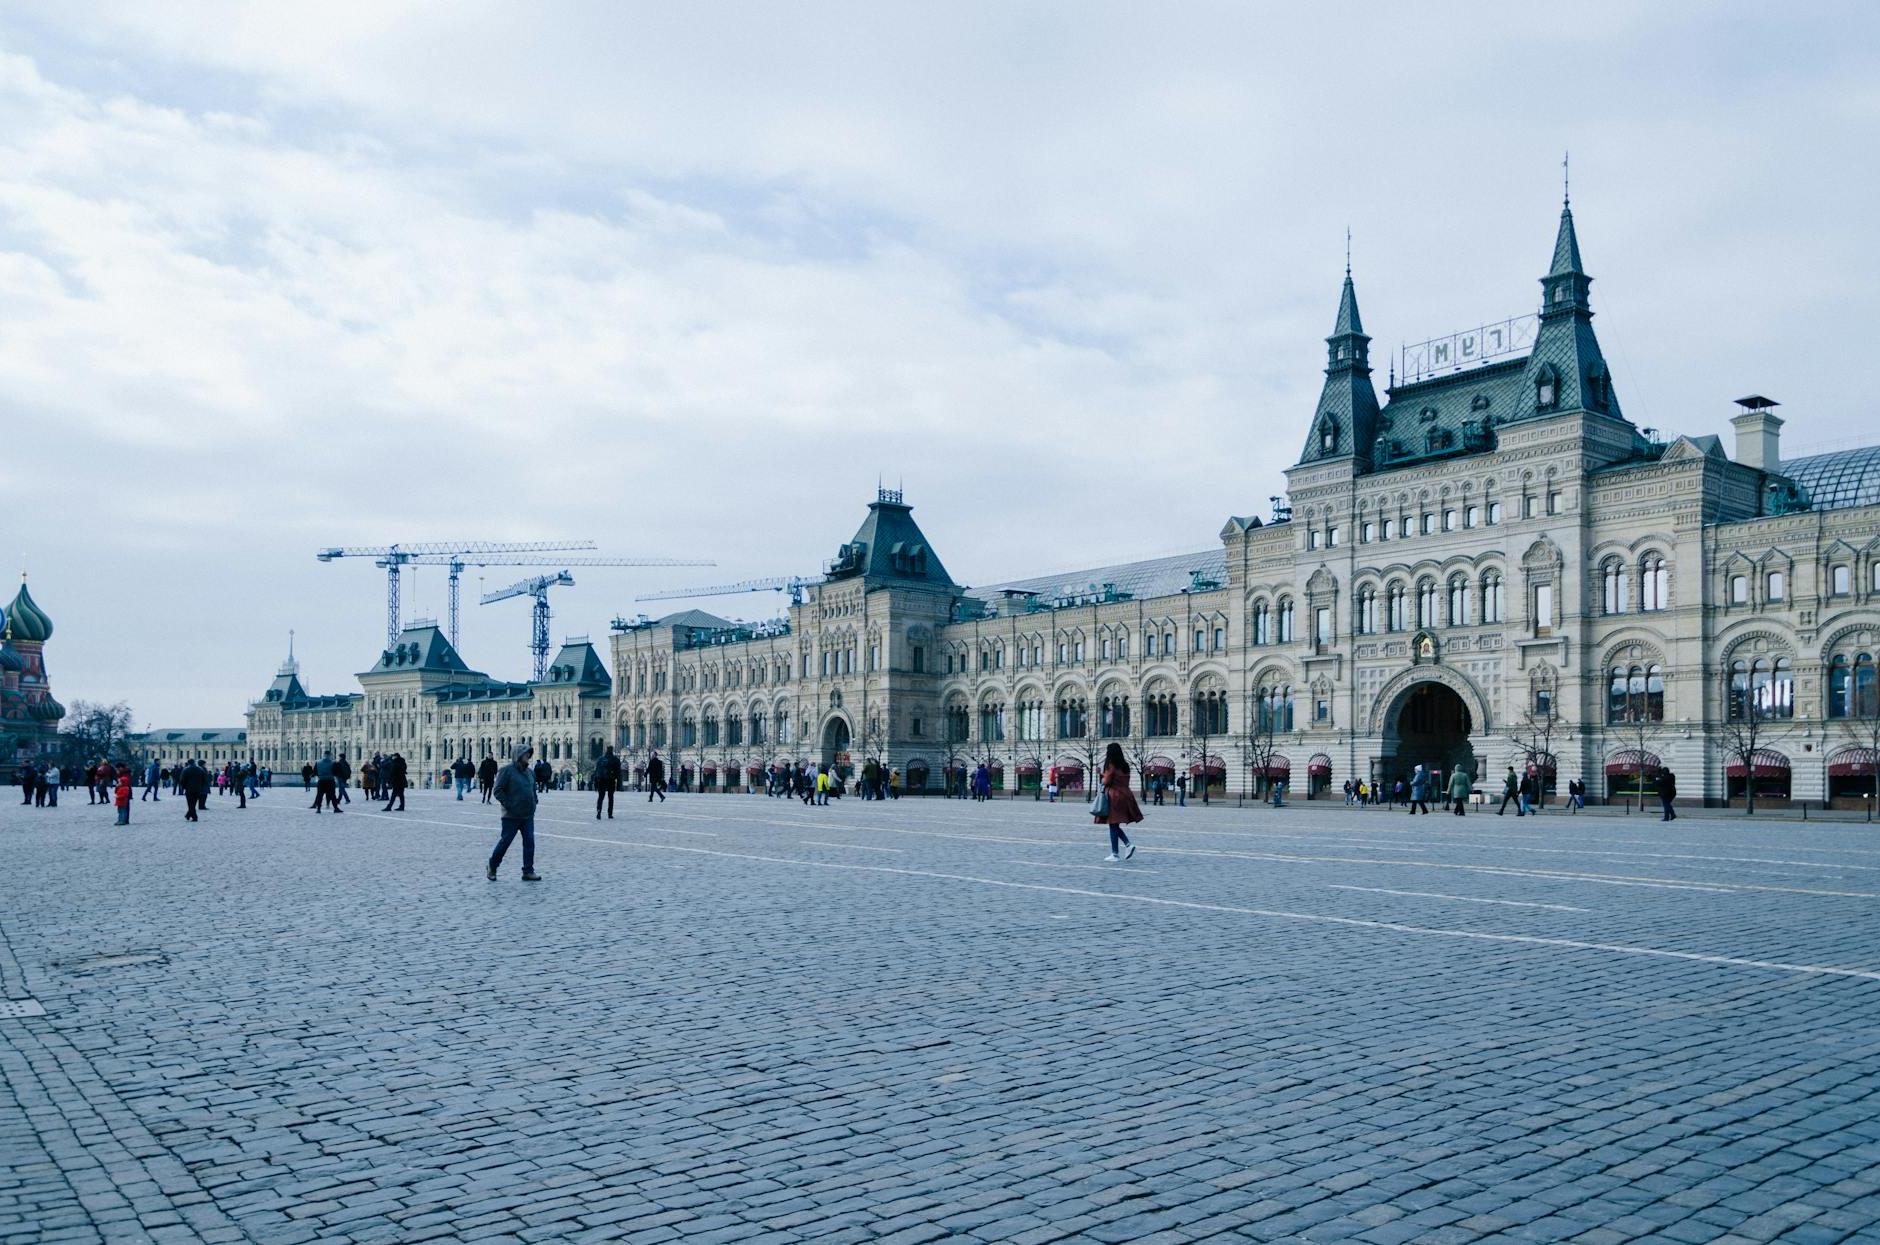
[[1093, 742, 1145, 861], [113, 765, 132, 826]]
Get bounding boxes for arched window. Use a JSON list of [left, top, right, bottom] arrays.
[[1356, 588, 1377, 635], [1146, 691, 1179, 737], [1609, 663, 1666, 723], [1447, 576, 1470, 626], [1481, 573, 1505, 623], [1728, 659, 1749, 721], [1055, 697, 1088, 739], [1729, 574, 1748, 605], [1387, 584, 1407, 631], [1319, 418, 1338, 454], [1252, 603, 1271, 645], [1416, 580, 1437, 629], [1602, 560, 1630, 614], [1191, 689, 1228, 735], [1641, 556, 1669, 611], [1255, 686, 1295, 734], [1277, 601, 1295, 644], [1767, 658, 1793, 719], [1830, 655, 1852, 718], [1100, 693, 1131, 738], [1859, 654, 1879, 719]]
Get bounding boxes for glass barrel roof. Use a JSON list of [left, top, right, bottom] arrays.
[[970, 547, 1230, 608], [1780, 447, 1880, 512]]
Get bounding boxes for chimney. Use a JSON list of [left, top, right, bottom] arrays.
[[1730, 395, 1782, 472]]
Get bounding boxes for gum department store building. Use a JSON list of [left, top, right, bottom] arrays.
[[192, 200, 1880, 806]]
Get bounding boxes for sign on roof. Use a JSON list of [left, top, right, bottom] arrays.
[[1401, 314, 1536, 383]]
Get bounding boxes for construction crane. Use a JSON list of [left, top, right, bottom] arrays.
[[318, 542, 714, 648], [637, 575, 819, 607], [317, 541, 596, 647], [481, 572, 577, 683]]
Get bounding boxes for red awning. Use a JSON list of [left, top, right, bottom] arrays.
[[1053, 764, 1083, 776], [1830, 748, 1880, 777], [1605, 750, 1661, 775], [1147, 763, 1176, 777], [1258, 754, 1293, 776], [1307, 762, 1331, 776], [1017, 762, 1042, 775], [1726, 749, 1789, 779], [746, 765, 765, 776], [1189, 763, 1226, 778]]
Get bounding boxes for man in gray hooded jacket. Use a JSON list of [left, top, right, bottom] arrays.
[[487, 744, 542, 881]]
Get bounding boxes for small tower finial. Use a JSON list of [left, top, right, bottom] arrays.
[[1562, 150, 1570, 207], [1344, 226, 1352, 277]]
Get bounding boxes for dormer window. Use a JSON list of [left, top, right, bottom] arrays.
[[1535, 365, 1560, 411], [1319, 417, 1338, 454]]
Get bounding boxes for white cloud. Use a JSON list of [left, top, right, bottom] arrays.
[[1, 3, 1876, 723]]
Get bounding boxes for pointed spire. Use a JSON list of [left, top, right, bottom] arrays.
[[1549, 201, 1584, 277], [1301, 259, 1380, 467]]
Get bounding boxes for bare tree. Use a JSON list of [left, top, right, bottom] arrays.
[[1241, 693, 1285, 804], [60, 700, 136, 767], [1504, 705, 1563, 807], [1611, 711, 1660, 815], [1717, 670, 1794, 816]]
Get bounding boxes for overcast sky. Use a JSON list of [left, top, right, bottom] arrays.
[[4, 2, 1876, 727]]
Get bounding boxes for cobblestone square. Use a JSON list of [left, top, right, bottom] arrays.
[[4, 790, 1880, 1243]]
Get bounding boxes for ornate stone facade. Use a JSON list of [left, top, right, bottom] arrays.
[[607, 202, 1880, 806]]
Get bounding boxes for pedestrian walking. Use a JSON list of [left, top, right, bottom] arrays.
[[334, 754, 352, 804], [114, 765, 131, 825], [1447, 766, 1472, 816], [1094, 742, 1144, 862], [478, 754, 499, 803], [1497, 766, 1521, 816], [311, 751, 341, 814], [382, 752, 408, 811], [300, 762, 314, 791], [180, 758, 211, 821], [1567, 778, 1585, 812], [453, 756, 474, 800], [594, 746, 621, 819], [41, 763, 60, 807], [1517, 767, 1537, 816], [1658, 767, 1678, 821], [487, 745, 542, 882], [646, 751, 667, 802], [1408, 764, 1431, 815]]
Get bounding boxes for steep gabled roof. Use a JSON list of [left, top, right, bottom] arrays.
[[540, 640, 610, 688], [826, 493, 956, 588], [359, 622, 485, 679]]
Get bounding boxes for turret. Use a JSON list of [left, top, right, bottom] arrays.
[[1520, 197, 1622, 421], [1298, 265, 1381, 467]]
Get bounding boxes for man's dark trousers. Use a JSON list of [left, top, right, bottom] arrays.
[[596, 783, 615, 818], [490, 817, 535, 874]]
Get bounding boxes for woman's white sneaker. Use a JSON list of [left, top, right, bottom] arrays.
[[1103, 853, 1119, 862], [1124, 844, 1137, 860]]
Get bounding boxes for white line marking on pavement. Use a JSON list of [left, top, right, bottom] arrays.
[[355, 809, 1880, 985], [800, 841, 904, 853], [1328, 885, 1592, 913], [1006, 859, 1162, 874]]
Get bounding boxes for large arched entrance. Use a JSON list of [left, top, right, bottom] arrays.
[[820, 716, 852, 776], [1382, 680, 1475, 789]]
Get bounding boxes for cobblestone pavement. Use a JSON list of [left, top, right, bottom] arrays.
[[5, 787, 1880, 1244]]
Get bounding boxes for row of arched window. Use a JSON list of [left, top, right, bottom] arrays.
[[1600, 556, 1671, 615], [1354, 574, 1505, 635]]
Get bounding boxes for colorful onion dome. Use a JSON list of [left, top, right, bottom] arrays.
[[0, 640, 22, 673], [30, 694, 64, 721], [5, 579, 52, 643]]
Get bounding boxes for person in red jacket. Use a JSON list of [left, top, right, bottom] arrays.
[[113, 764, 132, 826]]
